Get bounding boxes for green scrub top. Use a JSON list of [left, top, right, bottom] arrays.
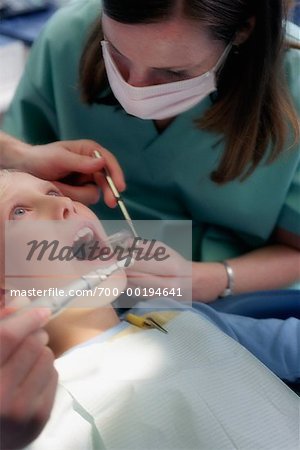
[[2, 0, 300, 262]]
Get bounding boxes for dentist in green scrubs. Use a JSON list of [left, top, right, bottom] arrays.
[[1, 0, 300, 303]]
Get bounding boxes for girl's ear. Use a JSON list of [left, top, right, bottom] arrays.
[[234, 16, 256, 45]]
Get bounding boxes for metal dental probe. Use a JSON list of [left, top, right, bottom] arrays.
[[93, 150, 139, 238]]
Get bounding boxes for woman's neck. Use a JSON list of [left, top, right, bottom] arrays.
[[45, 305, 120, 358], [154, 117, 175, 132]]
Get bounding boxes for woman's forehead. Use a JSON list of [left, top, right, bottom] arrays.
[[102, 14, 219, 67]]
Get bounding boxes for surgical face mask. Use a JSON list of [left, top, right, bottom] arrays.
[[101, 40, 231, 120]]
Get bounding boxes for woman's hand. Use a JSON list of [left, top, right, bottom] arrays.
[[124, 238, 231, 302], [125, 239, 193, 301], [0, 307, 58, 449], [0, 133, 126, 206]]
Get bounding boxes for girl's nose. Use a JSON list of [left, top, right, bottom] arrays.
[[43, 196, 76, 220]]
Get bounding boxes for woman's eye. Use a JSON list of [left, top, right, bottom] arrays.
[[164, 70, 188, 80]]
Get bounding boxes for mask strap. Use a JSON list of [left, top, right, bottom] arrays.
[[213, 42, 233, 72]]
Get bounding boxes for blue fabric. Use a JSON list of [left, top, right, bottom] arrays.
[[192, 302, 300, 383], [210, 289, 300, 319], [0, 7, 56, 45], [293, 4, 300, 25], [130, 295, 300, 383]]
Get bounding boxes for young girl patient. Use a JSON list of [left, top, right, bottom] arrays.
[[0, 170, 299, 450]]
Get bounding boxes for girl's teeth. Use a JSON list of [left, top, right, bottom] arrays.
[[74, 227, 94, 243]]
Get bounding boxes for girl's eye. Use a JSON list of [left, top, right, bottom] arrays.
[[47, 190, 61, 197], [13, 207, 26, 217]]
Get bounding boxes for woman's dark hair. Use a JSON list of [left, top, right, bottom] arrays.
[[80, 0, 300, 183]]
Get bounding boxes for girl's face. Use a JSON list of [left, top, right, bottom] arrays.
[[0, 172, 98, 223], [0, 172, 126, 306], [102, 13, 226, 87]]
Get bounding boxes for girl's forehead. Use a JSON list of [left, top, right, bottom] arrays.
[[0, 171, 25, 188], [0, 172, 12, 198], [0, 172, 47, 207], [1, 171, 46, 188]]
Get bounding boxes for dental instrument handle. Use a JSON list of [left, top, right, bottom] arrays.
[[22, 259, 131, 316], [93, 150, 138, 238]]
